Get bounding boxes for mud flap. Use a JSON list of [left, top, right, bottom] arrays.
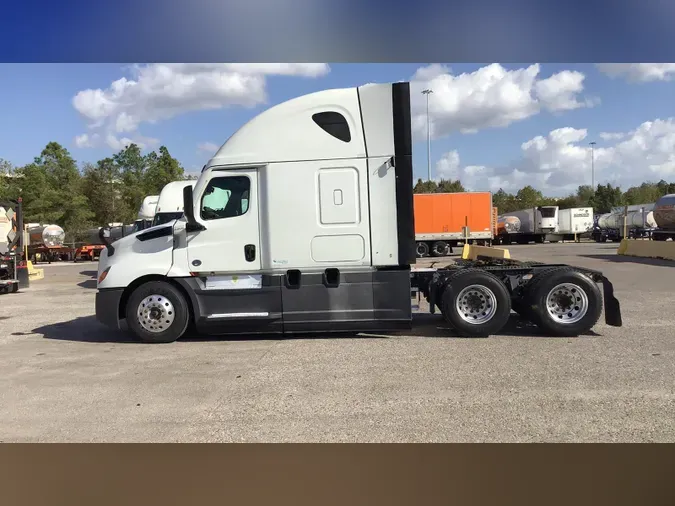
[[601, 276, 622, 327]]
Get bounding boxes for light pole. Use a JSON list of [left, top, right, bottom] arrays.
[[589, 141, 596, 191], [422, 89, 433, 182]]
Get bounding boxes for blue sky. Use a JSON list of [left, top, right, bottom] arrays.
[[2, 63, 675, 197]]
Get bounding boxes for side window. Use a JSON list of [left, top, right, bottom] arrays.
[[200, 176, 251, 220], [312, 111, 351, 143]]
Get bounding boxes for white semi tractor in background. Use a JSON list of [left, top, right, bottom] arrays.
[[133, 195, 160, 232], [151, 181, 197, 227], [94, 82, 622, 343]]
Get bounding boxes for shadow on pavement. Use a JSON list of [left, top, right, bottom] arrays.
[[405, 313, 601, 338], [32, 313, 600, 344], [76, 270, 98, 289], [580, 254, 675, 268]]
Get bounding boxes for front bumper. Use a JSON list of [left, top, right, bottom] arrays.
[[95, 288, 125, 329]]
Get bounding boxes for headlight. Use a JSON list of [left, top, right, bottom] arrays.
[[98, 266, 111, 284]]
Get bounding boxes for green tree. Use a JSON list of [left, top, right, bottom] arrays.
[[113, 144, 147, 223], [589, 183, 624, 213], [413, 179, 438, 194], [0, 159, 15, 201], [144, 146, 185, 194], [436, 179, 466, 193], [515, 185, 544, 209], [492, 189, 518, 213], [81, 158, 122, 226], [12, 143, 93, 240]]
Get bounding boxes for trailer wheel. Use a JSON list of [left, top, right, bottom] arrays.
[[416, 242, 430, 258], [431, 241, 450, 257], [524, 267, 602, 337], [440, 269, 511, 337], [125, 281, 190, 343]]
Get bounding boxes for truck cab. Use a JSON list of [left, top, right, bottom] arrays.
[[132, 195, 159, 233], [151, 181, 197, 227], [95, 82, 415, 342]]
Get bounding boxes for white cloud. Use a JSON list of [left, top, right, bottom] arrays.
[[197, 142, 220, 156], [596, 63, 675, 82], [73, 63, 331, 149], [410, 63, 595, 140], [438, 118, 675, 197], [599, 131, 626, 141], [435, 150, 461, 180]]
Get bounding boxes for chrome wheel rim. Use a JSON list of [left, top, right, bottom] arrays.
[[455, 284, 498, 324], [545, 283, 588, 324], [137, 294, 175, 333]]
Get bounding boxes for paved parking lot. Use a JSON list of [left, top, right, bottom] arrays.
[[0, 241, 674, 442]]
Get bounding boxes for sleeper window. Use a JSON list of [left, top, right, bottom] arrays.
[[200, 176, 251, 220], [312, 111, 351, 143]]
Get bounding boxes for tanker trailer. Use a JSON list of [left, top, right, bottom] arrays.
[[593, 209, 656, 242], [26, 224, 71, 263], [494, 216, 521, 245], [652, 194, 675, 241]]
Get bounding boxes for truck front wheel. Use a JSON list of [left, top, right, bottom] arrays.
[[440, 269, 511, 337], [125, 281, 190, 343]]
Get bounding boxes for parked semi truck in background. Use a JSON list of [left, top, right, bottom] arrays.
[[152, 181, 197, 227], [547, 207, 594, 242], [94, 82, 622, 344], [651, 194, 675, 241], [414, 192, 493, 257], [495, 206, 558, 245], [592, 206, 656, 242], [133, 195, 159, 232]]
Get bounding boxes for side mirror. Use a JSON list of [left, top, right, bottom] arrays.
[[99, 226, 115, 256], [183, 185, 206, 232]]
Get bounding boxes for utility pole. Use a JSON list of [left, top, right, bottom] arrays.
[[589, 141, 596, 191], [422, 89, 433, 182]]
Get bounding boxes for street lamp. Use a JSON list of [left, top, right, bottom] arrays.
[[589, 141, 596, 191], [422, 89, 433, 182]]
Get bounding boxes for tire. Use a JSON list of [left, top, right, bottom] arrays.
[[440, 268, 512, 337], [431, 241, 450, 257], [416, 242, 430, 258], [535, 235, 545, 244], [125, 281, 190, 343], [523, 267, 602, 337]]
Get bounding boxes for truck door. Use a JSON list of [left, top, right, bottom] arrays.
[[187, 168, 262, 274]]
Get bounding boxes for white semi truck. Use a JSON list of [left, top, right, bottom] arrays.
[[95, 82, 622, 343], [151, 181, 197, 227], [132, 195, 160, 233]]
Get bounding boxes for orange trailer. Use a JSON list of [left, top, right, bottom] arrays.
[[414, 192, 494, 257]]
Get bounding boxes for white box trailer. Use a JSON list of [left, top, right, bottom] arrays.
[[93, 82, 622, 343], [547, 207, 594, 242]]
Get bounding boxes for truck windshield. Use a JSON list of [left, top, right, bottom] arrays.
[[152, 212, 183, 227], [539, 208, 556, 218]]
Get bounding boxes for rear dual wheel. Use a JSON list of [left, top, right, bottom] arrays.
[[518, 267, 602, 337], [440, 269, 512, 337]]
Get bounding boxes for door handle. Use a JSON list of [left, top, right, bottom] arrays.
[[244, 244, 256, 262]]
